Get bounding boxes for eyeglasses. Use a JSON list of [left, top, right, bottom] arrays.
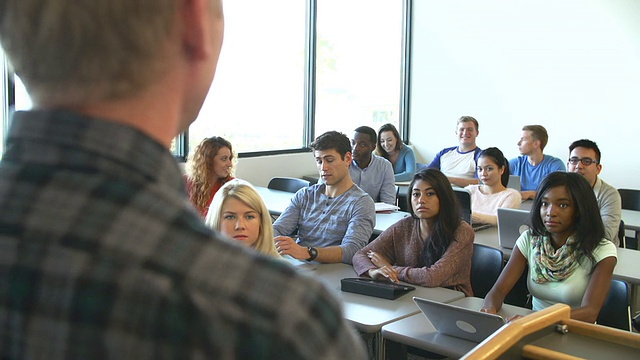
[[568, 157, 598, 166]]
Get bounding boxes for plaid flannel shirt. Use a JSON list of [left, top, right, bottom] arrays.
[[0, 110, 365, 359]]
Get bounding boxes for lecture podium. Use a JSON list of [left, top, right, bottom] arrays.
[[461, 304, 640, 359]]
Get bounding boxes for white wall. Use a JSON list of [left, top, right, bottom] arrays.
[[409, 0, 640, 189]]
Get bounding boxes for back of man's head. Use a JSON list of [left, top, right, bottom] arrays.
[[522, 125, 549, 150], [0, 0, 185, 106], [569, 139, 601, 163], [354, 126, 377, 145], [311, 131, 351, 160]]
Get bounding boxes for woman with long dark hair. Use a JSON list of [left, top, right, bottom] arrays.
[[482, 172, 617, 322], [352, 168, 474, 296]]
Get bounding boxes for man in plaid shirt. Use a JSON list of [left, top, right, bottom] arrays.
[[0, 0, 365, 358]]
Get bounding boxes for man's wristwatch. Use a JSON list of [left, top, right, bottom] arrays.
[[306, 247, 318, 261]]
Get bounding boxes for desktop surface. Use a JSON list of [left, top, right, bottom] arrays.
[[381, 297, 532, 359]]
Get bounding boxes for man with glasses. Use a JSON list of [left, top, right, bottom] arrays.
[[509, 125, 566, 200], [568, 139, 622, 246]]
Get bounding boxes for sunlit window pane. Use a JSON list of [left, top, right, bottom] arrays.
[[187, 0, 307, 153], [315, 0, 403, 136]]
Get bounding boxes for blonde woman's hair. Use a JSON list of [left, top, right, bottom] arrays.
[[186, 137, 235, 212], [205, 179, 279, 258]]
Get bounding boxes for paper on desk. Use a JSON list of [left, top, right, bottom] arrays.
[[375, 202, 400, 212]]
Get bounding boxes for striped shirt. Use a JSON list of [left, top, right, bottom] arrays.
[[0, 109, 366, 359]]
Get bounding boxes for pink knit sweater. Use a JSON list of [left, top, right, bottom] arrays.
[[352, 217, 474, 296]]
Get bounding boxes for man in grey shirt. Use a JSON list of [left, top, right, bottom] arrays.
[[567, 139, 622, 245], [274, 131, 376, 264], [350, 125, 397, 205]]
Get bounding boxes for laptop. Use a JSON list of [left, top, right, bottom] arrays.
[[497, 208, 530, 249], [507, 175, 521, 192], [453, 187, 491, 231], [413, 297, 505, 342]]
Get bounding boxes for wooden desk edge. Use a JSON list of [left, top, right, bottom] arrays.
[[461, 304, 640, 360], [460, 304, 571, 360]]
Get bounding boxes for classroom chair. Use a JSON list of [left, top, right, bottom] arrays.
[[597, 279, 631, 331], [618, 220, 626, 248], [267, 177, 310, 221], [618, 188, 640, 249], [471, 243, 503, 298], [267, 177, 310, 193]]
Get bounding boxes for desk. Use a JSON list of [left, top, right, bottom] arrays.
[[255, 186, 411, 235], [622, 209, 640, 232], [381, 297, 533, 359], [312, 263, 465, 359]]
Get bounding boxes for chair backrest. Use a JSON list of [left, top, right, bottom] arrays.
[[267, 177, 310, 193], [453, 187, 472, 225], [471, 243, 503, 298], [504, 269, 531, 308], [618, 219, 626, 248], [618, 188, 640, 211], [597, 279, 631, 331]]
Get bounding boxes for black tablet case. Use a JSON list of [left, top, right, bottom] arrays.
[[340, 278, 415, 300]]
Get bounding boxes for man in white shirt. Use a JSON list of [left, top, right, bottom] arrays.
[[567, 139, 622, 245], [427, 116, 482, 187]]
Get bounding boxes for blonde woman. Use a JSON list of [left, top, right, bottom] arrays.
[[185, 137, 235, 217], [206, 179, 280, 258]]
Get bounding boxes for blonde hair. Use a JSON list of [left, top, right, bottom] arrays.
[[205, 179, 279, 258], [0, 0, 222, 105], [186, 137, 235, 212]]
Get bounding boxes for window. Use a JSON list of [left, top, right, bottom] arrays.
[[315, 0, 404, 138], [185, 0, 307, 155], [3, 1, 410, 159], [180, 0, 408, 158]]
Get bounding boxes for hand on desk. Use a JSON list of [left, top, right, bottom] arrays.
[[521, 190, 536, 201], [367, 251, 399, 283], [275, 236, 307, 260], [480, 307, 523, 323]]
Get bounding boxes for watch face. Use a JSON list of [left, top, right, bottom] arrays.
[[307, 247, 318, 260]]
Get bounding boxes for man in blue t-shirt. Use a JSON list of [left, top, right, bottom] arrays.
[[428, 116, 482, 187], [509, 125, 566, 200]]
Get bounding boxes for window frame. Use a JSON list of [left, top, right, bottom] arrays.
[[1, 1, 412, 160], [174, 0, 412, 160]]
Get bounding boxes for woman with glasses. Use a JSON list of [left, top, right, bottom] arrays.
[[481, 172, 617, 322], [352, 169, 474, 296], [465, 147, 521, 226]]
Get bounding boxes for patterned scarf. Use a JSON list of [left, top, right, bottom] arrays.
[[531, 234, 580, 284]]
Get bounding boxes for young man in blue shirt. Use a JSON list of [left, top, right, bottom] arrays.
[[274, 131, 376, 264], [509, 125, 566, 200]]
